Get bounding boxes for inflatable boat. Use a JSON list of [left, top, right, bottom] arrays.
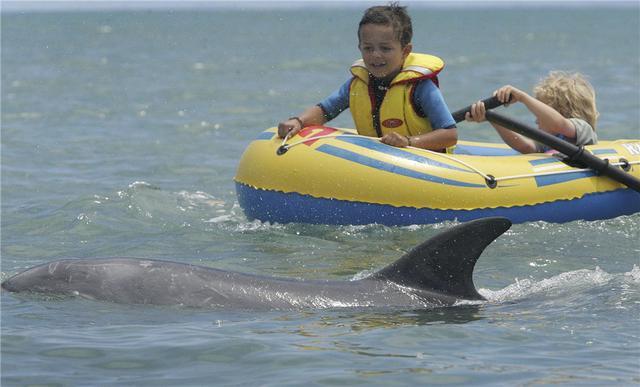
[[234, 126, 640, 225]]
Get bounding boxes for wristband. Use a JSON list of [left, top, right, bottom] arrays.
[[289, 116, 304, 128], [405, 135, 412, 147]]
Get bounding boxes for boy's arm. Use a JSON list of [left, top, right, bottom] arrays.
[[380, 127, 457, 150], [491, 122, 538, 153], [277, 105, 327, 138], [408, 127, 458, 150], [496, 85, 576, 139], [465, 101, 538, 153], [384, 79, 457, 150]]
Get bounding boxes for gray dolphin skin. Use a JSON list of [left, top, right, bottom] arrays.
[[1, 217, 511, 310]]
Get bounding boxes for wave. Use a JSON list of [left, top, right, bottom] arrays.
[[478, 265, 640, 306]]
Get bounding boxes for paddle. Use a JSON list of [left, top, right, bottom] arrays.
[[452, 96, 640, 192], [451, 96, 509, 123], [484, 110, 640, 192]]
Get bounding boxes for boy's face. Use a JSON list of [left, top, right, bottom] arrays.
[[358, 23, 412, 79]]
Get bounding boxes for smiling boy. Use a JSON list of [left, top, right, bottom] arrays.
[[278, 2, 457, 152]]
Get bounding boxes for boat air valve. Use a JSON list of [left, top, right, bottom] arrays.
[[485, 175, 497, 189], [619, 158, 631, 172], [276, 145, 290, 155]]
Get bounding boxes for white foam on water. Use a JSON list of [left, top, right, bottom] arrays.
[[479, 266, 622, 303]]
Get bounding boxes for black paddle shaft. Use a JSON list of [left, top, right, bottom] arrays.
[[451, 96, 507, 123], [485, 110, 640, 192]]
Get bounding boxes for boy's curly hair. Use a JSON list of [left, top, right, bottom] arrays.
[[358, 2, 413, 47], [533, 71, 599, 129]]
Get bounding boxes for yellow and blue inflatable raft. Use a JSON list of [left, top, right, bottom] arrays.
[[235, 126, 640, 225]]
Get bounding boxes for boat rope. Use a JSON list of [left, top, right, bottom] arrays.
[[279, 133, 639, 186], [280, 132, 291, 147], [491, 160, 640, 182]]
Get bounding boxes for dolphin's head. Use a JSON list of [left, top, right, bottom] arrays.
[[2, 258, 172, 303], [2, 260, 93, 295]]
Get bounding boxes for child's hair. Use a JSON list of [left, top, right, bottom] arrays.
[[358, 2, 413, 47], [533, 71, 599, 129]]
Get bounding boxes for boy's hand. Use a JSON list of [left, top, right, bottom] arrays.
[[494, 85, 526, 105], [380, 132, 411, 148], [464, 101, 487, 122], [277, 119, 302, 138]]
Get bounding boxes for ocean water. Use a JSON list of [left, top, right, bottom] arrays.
[[2, 2, 639, 385]]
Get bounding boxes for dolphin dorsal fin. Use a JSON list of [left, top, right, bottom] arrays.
[[371, 217, 511, 300]]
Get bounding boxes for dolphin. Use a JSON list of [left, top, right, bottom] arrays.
[[1, 217, 511, 310]]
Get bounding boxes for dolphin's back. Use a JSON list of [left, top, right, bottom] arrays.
[[371, 217, 511, 300], [2, 217, 512, 309], [0, 258, 363, 309]]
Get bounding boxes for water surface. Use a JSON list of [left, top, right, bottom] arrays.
[[2, 3, 639, 385]]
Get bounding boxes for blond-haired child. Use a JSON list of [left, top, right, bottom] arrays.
[[466, 71, 598, 153]]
